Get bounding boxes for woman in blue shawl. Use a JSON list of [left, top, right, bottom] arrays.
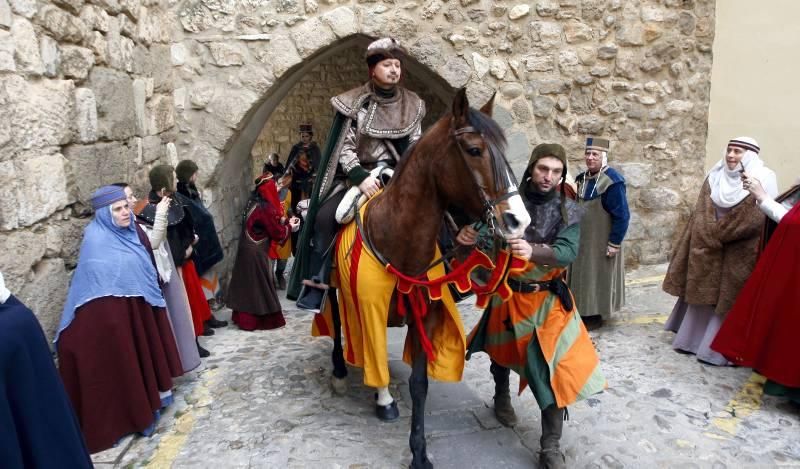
[[56, 186, 183, 453]]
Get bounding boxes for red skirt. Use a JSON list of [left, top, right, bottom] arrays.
[[58, 296, 183, 453], [231, 311, 286, 331], [181, 259, 212, 336]]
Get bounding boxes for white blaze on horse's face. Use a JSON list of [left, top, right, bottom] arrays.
[[494, 167, 530, 240]]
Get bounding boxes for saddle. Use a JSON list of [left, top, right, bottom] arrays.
[[334, 166, 394, 224]]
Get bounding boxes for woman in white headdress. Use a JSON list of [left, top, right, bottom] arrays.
[[662, 137, 777, 365]]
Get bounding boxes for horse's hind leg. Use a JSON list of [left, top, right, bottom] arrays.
[[408, 332, 432, 469], [329, 290, 348, 395]]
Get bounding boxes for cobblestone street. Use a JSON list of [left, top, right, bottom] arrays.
[[93, 265, 800, 468]]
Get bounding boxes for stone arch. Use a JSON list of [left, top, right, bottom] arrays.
[[181, 33, 462, 278]]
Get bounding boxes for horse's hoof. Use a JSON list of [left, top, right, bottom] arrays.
[[375, 400, 399, 421], [330, 375, 348, 396]]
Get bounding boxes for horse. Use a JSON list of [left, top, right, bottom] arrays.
[[321, 88, 531, 468]]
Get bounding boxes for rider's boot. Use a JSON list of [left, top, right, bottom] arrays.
[[490, 361, 518, 427], [539, 405, 566, 469]]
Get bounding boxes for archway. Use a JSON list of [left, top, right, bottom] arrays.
[[206, 35, 455, 284]]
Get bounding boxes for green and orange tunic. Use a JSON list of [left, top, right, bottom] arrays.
[[467, 222, 606, 409]]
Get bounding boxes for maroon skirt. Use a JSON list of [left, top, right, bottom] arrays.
[[58, 296, 183, 453]]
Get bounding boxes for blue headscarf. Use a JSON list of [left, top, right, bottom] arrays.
[[55, 186, 165, 343]]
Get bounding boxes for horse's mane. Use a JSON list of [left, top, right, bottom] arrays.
[[392, 107, 511, 191]]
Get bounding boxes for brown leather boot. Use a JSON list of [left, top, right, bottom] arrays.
[[490, 361, 518, 427], [539, 405, 566, 469]]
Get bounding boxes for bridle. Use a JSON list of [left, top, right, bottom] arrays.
[[451, 125, 519, 238]]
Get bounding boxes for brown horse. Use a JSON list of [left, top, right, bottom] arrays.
[[326, 88, 530, 468]]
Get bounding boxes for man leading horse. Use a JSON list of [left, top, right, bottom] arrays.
[[460, 143, 606, 469]]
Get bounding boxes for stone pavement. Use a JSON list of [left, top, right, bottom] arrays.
[[93, 264, 800, 468]]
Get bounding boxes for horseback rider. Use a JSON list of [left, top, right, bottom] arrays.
[[287, 37, 427, 305], [460, 144, 606, 469]]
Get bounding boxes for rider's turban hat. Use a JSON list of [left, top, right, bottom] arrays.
[[365, 37, 406, 67]]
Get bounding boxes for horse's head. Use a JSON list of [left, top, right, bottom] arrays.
[[438, 88, 530, 240]]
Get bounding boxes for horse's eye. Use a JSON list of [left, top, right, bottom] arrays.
[[467, 147, 482, 157]]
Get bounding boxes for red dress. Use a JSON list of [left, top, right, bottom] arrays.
[[228, 180, 290, 331], [711, 202, 800, 387]]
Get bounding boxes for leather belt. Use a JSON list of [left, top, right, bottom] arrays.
[[507, 277, 574, 312]]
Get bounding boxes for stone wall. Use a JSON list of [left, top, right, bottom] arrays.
[[249, 45, 448, 178], [1, 0, 717, 338], [0, 0, 177, 337]]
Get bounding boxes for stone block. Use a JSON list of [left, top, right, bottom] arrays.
[[531, 95, 554, 117], [639, 187, 681, 210], [79, 4, 110, 32], [63, 142, 136, 204], [616, 23, 644, 46], [0, 0, 13, 27], [1, 75, 75, 151], [147, 93, 175, 135], [0, 228, 46, 289], [141, 135, 163, 163], [50, 217, 89, 267], [471, 52, 489, 78], [236, 65, 273, 95], [16, 154, 71, 227], [18, 258, 70, 339], [321, 6, 357, 38], [529, 21, 562, 49], [8, 0, 35, 18], [558, 49, 580, 75], [39, 35, 60, 77], [0, 31, 14, 73], [438, 56, 471, 88], [489, 58, 506, 79], [564, 19, 592, 43], [290, 17, 335, 59], [171, 42, 186, 65], [87, 0, 121, 15], [190, 84, 214, 109], [59, 45, 94, 80], [208, 41, 245, 66], [258, 34, 300, 77], [86, 31, 107, 65], [133, 78, 146, 135], [617, 162, 652, 188], [536, 0, 558, 17], [533, 78, 569, 94], [643, 210, 681, 240], [89, 67, 135, 140], [136, 7, 170, 44], [625, 211, 644, 240], [505, 131, 529, 169], [508, 4, 529, 20], [11, 17, 44, 76], [0, 161, 18, 229], [522, 51, 554, 72], [74, 87, 97, 143], [149, 44, 174, 93], [36, 5, 88, 44], [577, 115, 604, 134], [206, 88, 257, 129]]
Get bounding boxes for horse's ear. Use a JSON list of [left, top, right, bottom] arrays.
[[452, 88, 469, 125], [480, 92, 496, 116]]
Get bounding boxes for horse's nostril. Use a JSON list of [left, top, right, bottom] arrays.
[[502, 212, 520, 230]]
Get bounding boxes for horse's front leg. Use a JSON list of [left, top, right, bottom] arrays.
[[329, 290, 348, 395], [408, 321, 432, 468]]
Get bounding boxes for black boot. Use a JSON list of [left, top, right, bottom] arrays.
[[490, 361, 518, 427], [196, 339, 210, 358], [539, 405, 566, 469], [581, 315, 603, 331], [206, 315, 228, 328]]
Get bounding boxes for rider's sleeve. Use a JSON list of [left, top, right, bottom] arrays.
[[340, 120, 370, 186]]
